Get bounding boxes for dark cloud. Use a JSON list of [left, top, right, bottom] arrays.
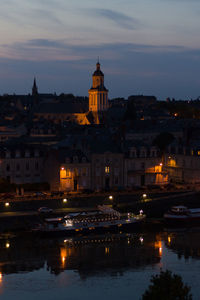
[[93, 9, 140, 30], [0, 40, 200, 99], [26, 39, 66, 48]]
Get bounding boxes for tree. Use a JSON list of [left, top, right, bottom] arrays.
[[153, 132, 174, 153], [141, 270, 192, 300]]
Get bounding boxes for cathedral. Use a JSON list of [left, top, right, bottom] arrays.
[[33, 61, 109, 125]]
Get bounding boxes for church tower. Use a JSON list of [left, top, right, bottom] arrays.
[[32, 77, 38, 96], [88, 61, 109, 112]]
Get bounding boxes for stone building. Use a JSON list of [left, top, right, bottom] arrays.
[[0, 145, 44, 184], [164, 145, 200, 184], [33, 61, 109, 126], [124, 144, 168, 187], [91, 151, 124, 191], [88, 61, 109, 112], [44, 148, 91, 192]]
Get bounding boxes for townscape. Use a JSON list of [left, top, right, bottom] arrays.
[[1, 0, 200, 299], [1, 62, 200, 300], [1, 61, 200, 196]]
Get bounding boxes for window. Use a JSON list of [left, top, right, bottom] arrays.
[[73, 156, 78, 163], [16, 164, 20, 171], [26, 163, 29, 170], [114, 177, 119, 184], [35, 162, 39, 170], [6, 164, 10, 172], [96, 167, 100, 176], [66, 169, 70, 177], [25, 151, 30, 158], [141, 162, 145, 169], [114, 168, 119, 175], [82, 168, 87, 176], [105, 166, 110, 174]]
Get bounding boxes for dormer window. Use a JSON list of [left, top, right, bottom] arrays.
[[5, 151, 10, 158], [65, 157, 70, 164], [73, 156, 78, 163], [25, 150, 30, 158], [34, 150, 39, 157], [16, 150, 20, 158]]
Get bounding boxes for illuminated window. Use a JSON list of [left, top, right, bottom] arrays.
[[198, 151, 200, 156], [82, 168, 87, 176], [105, 166, 110, 174], [66, 169, 70, 177]]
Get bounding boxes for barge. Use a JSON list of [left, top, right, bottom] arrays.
[[33, 205, 146, 236]]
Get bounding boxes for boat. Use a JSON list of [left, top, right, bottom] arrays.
[[33, 205, 146, 236], [164, 205, 200, 224]]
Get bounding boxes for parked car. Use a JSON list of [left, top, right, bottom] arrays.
[[34, 192, 46, 197], [38, 207, 53, 214], [51, 191, 64, 197]]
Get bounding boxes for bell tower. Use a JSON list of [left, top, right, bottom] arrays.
[[88, 61, 109, 112]]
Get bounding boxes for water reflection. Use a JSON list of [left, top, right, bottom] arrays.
[[164, 227, 200, 260], [0, 232, 161, 278]]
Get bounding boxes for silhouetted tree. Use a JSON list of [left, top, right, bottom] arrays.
[[141, 270, 192, 300], [123, 100, 137, 121], [153, 132, 174, 153]]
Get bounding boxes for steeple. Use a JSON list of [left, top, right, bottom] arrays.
[[88, 61, 109, 113], [32, 77, 38, 96]]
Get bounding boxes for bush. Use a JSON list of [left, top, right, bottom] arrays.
[[142, 270, 192, 300]]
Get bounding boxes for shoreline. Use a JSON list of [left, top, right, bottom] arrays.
[[0, 189, 199, 234]]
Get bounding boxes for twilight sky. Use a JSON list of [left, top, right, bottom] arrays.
[[0, 0, 200, 99]]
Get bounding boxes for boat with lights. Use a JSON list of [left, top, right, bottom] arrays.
[[164, 205, 200, 224], [33, 205, 146, 236]]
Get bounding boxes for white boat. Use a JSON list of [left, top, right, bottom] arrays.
[[164, 205, 200, 223], [33, 205, 146, 236]]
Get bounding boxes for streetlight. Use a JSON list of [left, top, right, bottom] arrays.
[[109, 195, 113, 200], [142, 194, 147, 199], [63, 198, 67, 203], [5, 202, 9, 207]]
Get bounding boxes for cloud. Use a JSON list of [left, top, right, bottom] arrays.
[[93, 9, 140, 30], [0, 39, 200, 99]]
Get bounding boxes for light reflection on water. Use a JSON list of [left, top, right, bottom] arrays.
[[0, 229, 200, 299]]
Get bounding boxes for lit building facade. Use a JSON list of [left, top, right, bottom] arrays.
[[124, 146, 168, 187], [88, 61, 109, 112], [164, 146, 200, 184]]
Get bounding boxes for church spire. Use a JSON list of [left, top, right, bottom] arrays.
[[32, 77, 38, 96]]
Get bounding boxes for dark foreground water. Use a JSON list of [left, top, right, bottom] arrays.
[[0, 227, 200, 300]]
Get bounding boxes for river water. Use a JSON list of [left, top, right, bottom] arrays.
[[0, 227, 199, 300]]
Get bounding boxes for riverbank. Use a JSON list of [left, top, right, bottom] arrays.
[[0, 189, 199, 233]]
